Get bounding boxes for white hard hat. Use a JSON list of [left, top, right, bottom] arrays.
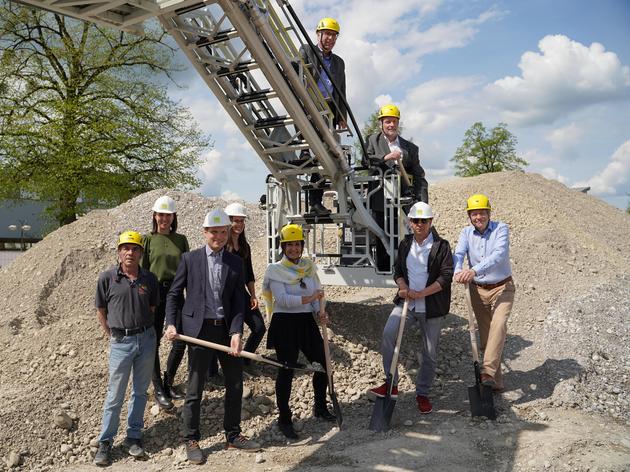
[[203, 208, 231, 228], [152, 195, 176, 214], [408, 201, 434, 219], [224, 202, 247, 218]]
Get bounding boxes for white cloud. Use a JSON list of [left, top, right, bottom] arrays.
[[539, 167, 570, 185], [578, 140, 630, 195], [221, 190, 242, 201], [197, 149, 227, 196], [546, 123, 582, 153], [486, 35, 630, 125]]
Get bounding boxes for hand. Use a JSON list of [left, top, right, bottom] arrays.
[[318, 310, 330, 325], [311, 289, 325, 303], [409, 289, 424, 300], [250, 295, 259, 310], [398, 287, 409, 299], [229, 333, 242, 356], [164, 324, 177, 341], [337, 120, 347, 130], [454, 269, 476, 284], [385, 150, 402, 162]]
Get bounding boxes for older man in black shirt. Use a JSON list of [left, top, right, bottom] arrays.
[[94, 231, 159, 466]]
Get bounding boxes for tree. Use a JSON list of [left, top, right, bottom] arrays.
[[451, 122, 528, 177], [0, 3, 210, 225]]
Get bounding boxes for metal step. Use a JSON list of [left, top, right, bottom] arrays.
[[236, 89, 277, 104]]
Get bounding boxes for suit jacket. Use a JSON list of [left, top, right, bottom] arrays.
[[165, 246, 245, 338], [299, 44, 347, 123], [365, 131, 429, 203]]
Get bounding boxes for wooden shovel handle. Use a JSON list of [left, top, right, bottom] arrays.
[[387, 298, 409, 381], [463, 284, 481, 363], [320, 297, 334, 382]]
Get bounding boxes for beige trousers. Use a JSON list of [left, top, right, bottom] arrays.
[[469, 280, 515, 387]]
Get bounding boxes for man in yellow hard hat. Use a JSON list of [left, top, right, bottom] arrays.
[[94, 231, 159, 466], [300, 17, 347, 215], [164, 209, 260, 464], [365, 103, 428, 203], [453, 194, 515, 392]]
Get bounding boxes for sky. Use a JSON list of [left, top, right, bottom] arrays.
[[168, 0, 630, 209]]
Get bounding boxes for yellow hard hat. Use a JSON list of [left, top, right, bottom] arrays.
[[280, 224, 304, 243], [378, 104, 400, 120], [316, 17, 340, 34], [118, 230, 144, 248], [466, 194, 492, 211]]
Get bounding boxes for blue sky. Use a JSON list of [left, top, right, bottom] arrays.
[[169, 0, 630, 209]]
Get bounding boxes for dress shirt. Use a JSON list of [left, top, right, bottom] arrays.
[[317, 48, 333, 99], [406, 232, 433, 312], [385, 135, 401, 169], [269, 276, 321, 314], [453, 221, 512, 284], [204, 245, 225, 319]]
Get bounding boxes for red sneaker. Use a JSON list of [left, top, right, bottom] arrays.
[[368, 382, 398, 400], [416, 395, 432, 414]]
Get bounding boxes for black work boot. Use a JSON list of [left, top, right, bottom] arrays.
[[164, 371, 184, 400], [313, 404, 336, 422], [153, 379, 174, 410]]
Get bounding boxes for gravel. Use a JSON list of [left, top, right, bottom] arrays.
[[0, 171, 629, 470]]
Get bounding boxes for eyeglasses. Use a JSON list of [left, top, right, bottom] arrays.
[[299, 279, 306, 289], [410, 218, 431, 225]]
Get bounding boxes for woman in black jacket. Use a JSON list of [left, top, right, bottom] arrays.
[[368, 202, 453, 414]]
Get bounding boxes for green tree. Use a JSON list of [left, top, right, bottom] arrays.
[[0, 4, 210, 225], [451, 122, 528, 177]]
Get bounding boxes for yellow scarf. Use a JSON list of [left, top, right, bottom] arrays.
[[261, 256, 320, 320]]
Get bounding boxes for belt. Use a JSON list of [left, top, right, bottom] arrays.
[[474, 276, 512, 290], [111, 325, 153, 336], [204, 318, 225, 326], [160, 280, 173, 288]]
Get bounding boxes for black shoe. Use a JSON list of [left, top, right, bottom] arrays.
[[313, 406, 336, 422], [310, 203, 331, 215], [94, 441, 111, 466], [124, 437, 144, 458], [185, 440, 204, 465], [278, 422, 298, 439], [154, 388, 174, 410], [164, 371, 184, 400]]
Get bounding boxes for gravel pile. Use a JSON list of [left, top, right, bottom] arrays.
[[0, 172, 628, 470]]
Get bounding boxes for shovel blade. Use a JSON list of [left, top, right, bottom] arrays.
[[468, 384, 496, 420], [369, 396, 396, 432]]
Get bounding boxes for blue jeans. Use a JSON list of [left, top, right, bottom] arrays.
[[381, 305, 442, 396], [98, 328, 156, 443]]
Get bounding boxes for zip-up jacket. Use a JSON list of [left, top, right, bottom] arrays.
[[392, 228, 453, 318]]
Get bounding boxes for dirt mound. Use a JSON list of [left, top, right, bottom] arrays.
[[0, 172, 628, 471]]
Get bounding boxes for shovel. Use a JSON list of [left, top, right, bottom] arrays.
[[369, 298, 409, 432], [463, 284, 496, 420], [319, 297, 343, 427], [175, 334, 325, 373]]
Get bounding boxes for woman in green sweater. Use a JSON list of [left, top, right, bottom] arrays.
[[142, 195, 189, 410]]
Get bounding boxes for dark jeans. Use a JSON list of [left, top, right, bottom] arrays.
[[183, 320, 243, 441], [153, 282, 186, 388]]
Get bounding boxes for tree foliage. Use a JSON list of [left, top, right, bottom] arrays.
[[0, 3, 210, 225], [451, 122, 528, 177]]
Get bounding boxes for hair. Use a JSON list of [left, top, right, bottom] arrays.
[[151, 212, 178, 234], [227, 223, 251, 259]]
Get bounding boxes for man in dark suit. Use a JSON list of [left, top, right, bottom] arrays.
[[164, 208, 260, 465], [299, 17, 347, 215], [365, 104, 429, 271], [364, 104, 428, 203]]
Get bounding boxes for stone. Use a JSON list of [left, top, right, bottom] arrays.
[[242, 386, 252, 399], [403, 420, 413, 426], [54, 412, 73, 430], [5, 451, 20, 468], [255, 453, 265, 464], [150, 405, 161, 416]]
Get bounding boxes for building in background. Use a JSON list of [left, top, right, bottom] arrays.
[[0, 199, 55, 267]]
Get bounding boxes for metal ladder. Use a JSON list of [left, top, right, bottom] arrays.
[[15, 0, 404, 286]]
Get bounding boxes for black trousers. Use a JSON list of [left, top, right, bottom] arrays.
[[153, 282, 186, 387], [182, 320, 243, 441], [268, 312, 328, 424]]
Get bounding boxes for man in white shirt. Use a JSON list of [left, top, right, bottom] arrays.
[[368, 202, 453, 414]]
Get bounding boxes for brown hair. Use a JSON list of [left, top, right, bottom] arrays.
[[151, 212, 178, 234]]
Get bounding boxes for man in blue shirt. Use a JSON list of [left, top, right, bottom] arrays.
[[453, 194, 515, 391]]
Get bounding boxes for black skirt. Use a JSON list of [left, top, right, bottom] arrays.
[[266, 311, 323, 353]]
